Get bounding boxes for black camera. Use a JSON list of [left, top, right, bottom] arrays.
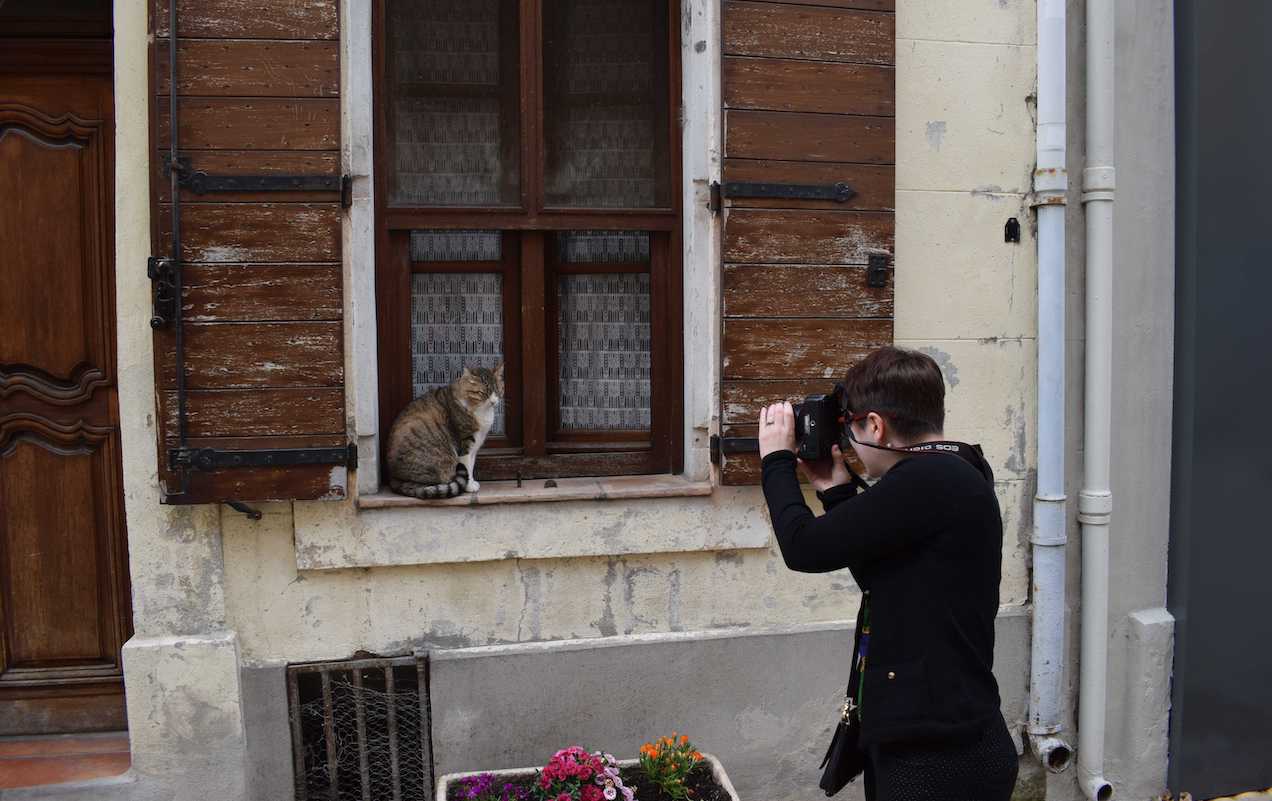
[[793, 384, 849, 461]]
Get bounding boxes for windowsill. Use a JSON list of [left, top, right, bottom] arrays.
[[357, 474, 713, 509]]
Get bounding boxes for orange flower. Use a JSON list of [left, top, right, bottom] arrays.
[[680, 735, 689, 746], [691, 751, 703, 761]]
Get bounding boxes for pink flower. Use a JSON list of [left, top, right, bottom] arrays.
[[556, 794, 572, 801], [581, 785, 603, 801], [540, 774, 552, 790]]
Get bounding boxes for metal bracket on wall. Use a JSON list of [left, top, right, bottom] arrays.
[[709, 434, 761, 465], [708, 180, 857, 212], [163, 154, 354, 209]]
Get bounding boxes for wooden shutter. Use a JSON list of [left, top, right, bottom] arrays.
[[717, 0, 896, 484], [150, 0, 348, 504]]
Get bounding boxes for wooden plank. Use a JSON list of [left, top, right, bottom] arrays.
[[156, 40, 340, 98], [159, 203, 341, 263], [723, 264, 892, 318], [726, 110, 893, 163], [723, 159, 893, 211], [724, 56, 893, 116], [155, 151, 341, 204], [762, 0, 893, 9], [182, 264, 342, 322], [722, 318, 893, 379], [723, 1, 894, 64], [719, 439, 866, 486], [165, 461, 348, 503], [723, 209, 894, 264], [154, 0, 338, 40], [161, 388, 345, 438], [156, 98, 340, 150], [723, 378, 847, 424], [157, 322, 343, 389]]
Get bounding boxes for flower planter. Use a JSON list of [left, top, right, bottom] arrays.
[[435, 753, 741, 801]]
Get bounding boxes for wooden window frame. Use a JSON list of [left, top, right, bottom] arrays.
[[373, 0, 684, 482]]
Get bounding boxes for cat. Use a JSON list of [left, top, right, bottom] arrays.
[[386, 363, 504, 498]]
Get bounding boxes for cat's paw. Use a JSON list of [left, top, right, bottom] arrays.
[[465, 480, 481, 493]]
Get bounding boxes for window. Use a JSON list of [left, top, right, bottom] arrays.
[[374, 0, 683, 481]]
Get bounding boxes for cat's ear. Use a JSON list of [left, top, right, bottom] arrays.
[[494, 362, 504, 380]]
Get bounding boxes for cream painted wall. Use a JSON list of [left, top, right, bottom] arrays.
[[211, 0, 1038, 667], [111, 0, 1036, 694]]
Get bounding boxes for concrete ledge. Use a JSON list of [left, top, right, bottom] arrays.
[[358, 475, 713, 509], [428, 609, 1030, 801], [294, 487, 772, 570]]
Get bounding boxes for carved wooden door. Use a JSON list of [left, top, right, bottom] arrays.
[[0, 44, 132, 735]]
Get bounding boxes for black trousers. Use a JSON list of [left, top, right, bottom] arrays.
[[864, 716, 1019, 801]]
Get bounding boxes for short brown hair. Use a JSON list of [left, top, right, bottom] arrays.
[[841, 346, 946, 440]]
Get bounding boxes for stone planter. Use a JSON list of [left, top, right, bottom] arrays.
[[434, 753, 741, 801]]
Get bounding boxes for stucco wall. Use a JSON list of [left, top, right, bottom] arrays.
[[45, 1, 1044, 800]]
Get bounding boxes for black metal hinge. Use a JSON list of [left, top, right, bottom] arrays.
[[169, 445, 357, 473], [709, 434, 761, 465], [147, 256, 177, 329], [164, 154, 353, 209], [709, 180, 856, 212], [867, 252, 892, 289]]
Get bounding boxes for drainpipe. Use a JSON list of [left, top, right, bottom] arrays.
[[1028, 0, 1074, 775], [1079, 0, 1116, 798]]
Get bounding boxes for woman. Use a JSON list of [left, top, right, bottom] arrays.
[[758, 346, 1018, 801]]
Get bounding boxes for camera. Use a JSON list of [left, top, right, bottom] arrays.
[[793, 384, 849, 461]]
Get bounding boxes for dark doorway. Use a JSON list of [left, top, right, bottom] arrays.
[[0, 0, 132, 736], [1170, 1, 1272, 796]]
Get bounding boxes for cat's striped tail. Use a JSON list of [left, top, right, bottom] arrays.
[[390, 463, 469, 499]]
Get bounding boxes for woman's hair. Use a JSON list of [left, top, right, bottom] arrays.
[[841, 346, 946, 440]]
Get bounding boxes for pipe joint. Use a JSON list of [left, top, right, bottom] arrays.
[[1034, 166, 1069, 194], [1078, 489, 1112, 525], [1029, 734, 1075, 774]]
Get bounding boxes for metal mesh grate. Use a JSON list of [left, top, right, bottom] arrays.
[[288, 656, 433, 801]]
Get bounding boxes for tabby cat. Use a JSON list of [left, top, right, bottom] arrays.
[[386, 364, 504, 498]]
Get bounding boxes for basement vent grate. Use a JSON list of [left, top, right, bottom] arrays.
[[287, 655, 434, 801]]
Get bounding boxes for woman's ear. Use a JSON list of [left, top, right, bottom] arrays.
[[867, 411, 888, 444]]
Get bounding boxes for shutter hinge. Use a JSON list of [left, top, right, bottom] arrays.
[[708, 181, 722, 213], [347, 441, 359, 471], [711, 180, 856, 210], [169, 446, 354, 472], [709, 435, 761, 466], [162, 153, 351, 206]]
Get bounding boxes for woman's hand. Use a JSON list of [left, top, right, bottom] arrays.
[[797, 444, 853, 492], [758, 401, 797, 458]]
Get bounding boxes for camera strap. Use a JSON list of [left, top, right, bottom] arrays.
[[843, 430, 986, 467]]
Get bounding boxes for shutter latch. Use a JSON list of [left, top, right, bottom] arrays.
[[147, 256, 177, 329]]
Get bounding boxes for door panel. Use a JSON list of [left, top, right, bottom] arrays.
[[0, 55, 131, 735]]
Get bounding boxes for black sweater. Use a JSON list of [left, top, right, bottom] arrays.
[[761, 447, 1004, 747]]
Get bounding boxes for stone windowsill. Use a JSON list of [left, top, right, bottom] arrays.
[[357, 473, 713, 509]]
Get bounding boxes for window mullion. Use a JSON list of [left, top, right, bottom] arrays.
[[520, 231, 548, 457], [520, 0, 544, 213]]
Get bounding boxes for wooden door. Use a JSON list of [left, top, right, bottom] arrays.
[[0, 40, 132, 735]]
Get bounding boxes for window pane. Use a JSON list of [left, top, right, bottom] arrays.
[[543, 0, 671, 209], [411, 230, 503, 262], [387, 0, 520, 207], [558, 273, 651, 431], [557, 231, 649, 264], [411, 273, 506, 436]]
